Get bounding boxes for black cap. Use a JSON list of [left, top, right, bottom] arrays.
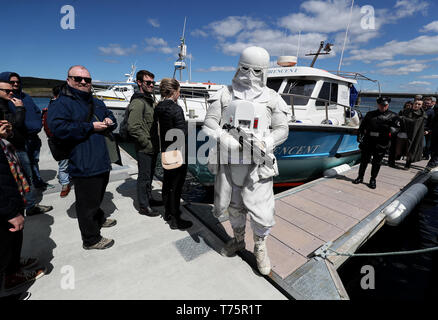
[[377, 97, 391, 105]]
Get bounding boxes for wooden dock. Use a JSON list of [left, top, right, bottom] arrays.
[[185, 159, 431, 299]]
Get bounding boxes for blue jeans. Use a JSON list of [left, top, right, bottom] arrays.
[[58, 159, 70, 186], [16, 150, 37, 210], [26, 134, 43, 186]]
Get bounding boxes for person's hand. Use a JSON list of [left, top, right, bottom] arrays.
[[10, 98, 23, 107], [93, 121, 108, 132], [425, 130, 429, 135], [103, 118, 114, 126], [0, 120, 12, 138], [8, 214, 24, 232]]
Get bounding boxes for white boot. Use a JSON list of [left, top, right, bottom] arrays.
[[253, 235, 271, 275], [221, 226, 246, 257]]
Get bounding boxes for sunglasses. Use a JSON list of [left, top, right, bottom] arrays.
[[68, 76, 92, 83], [9, 80, 20, 85], [0, 88, 13, 94], [143, 80, 155, 86]]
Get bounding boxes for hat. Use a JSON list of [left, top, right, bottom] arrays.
[[377, 97, 391, 105]]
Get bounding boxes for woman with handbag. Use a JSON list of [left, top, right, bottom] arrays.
[[154, 78, 192, 230]]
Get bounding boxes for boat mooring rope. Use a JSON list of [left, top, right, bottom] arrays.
[[323, 246, 438, 258]]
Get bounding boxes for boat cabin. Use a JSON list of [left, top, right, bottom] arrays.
[[267, 65, 357, 126]]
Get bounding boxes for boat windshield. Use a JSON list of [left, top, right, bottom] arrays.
[[282, 79, 316, 106]]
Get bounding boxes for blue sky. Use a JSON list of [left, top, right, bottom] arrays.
[[2, 0, 438, 93]]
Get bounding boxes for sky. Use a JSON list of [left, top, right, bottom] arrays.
[[2, 0, 438, 93]]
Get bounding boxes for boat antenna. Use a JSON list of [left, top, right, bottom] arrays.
[[296, 30, 301, 62], [173, 17, 187, 81], [338, 0, 355, 74]]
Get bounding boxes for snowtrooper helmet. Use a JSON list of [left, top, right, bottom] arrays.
[[237, 46, 270, 86]]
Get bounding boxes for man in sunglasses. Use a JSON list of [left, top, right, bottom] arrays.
[[47, 65, 117, 250], [125, 70, 161, 216]]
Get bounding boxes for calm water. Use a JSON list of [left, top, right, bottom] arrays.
[[35, 95, 438, 299]]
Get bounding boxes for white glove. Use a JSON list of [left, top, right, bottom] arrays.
[[216, 129, 241, 152]]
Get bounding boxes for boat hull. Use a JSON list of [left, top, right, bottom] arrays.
[[188, 124, 361, 186]]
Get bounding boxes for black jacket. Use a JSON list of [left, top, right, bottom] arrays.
[[0, 98, 27, 150], [154, 99, 187, 152], [0, 147, 25, 221], [359, 109, 400, 150]]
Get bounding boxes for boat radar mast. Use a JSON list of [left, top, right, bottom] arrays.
[[125, 63, 136, 83], [173, 17, 187, 81], [306, 41, 333, 68]]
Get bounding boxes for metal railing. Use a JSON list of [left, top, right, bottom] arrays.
[[280, 92, 359, 125]]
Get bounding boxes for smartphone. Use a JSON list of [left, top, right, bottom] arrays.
[[0, 110, 5, 120]]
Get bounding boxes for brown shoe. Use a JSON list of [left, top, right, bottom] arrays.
[[60, 184, 71, 198], [101, 219, 117, 228], [4, 268, 46, 290], [83, 237, 114, 250]]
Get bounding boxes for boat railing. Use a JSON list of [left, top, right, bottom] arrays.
[[280, 92, 357, 125]]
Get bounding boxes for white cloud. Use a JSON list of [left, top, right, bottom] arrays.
[[148, 18, 160, 28], [145, 37, 168, 46], [421, 21, 438, 33], [191, 29, 208, 37], [196, 66, 236, 72], [380, 63, 428, 75], [144, 37, 174, 55], [347, 35, 438, 62], [418, 74, 438, 79], [408, 81, 432, 86], [98, 44, 137, 56], [208, 16, 266, 38]]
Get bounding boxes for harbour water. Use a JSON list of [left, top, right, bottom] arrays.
[[33, 95, 438, 300]]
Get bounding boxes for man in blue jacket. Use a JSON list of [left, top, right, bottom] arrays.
[[47, 65, 117, 250], [7, 72, 53, 190]]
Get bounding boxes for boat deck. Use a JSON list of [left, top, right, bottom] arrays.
[[185, 159, 430, 299]]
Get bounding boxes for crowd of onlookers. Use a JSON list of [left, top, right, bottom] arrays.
[[388, 95, 437, 170], [1, 66, 191, 299]]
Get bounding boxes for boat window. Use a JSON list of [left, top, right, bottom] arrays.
[[267, 78, 283, 92], [316, 82, 338, 106], [282, 80, 316, 106]]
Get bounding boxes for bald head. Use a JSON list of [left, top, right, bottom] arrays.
[[67, 65, 92, 93]]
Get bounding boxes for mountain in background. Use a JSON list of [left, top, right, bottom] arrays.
[[21, 77, 106, 96]]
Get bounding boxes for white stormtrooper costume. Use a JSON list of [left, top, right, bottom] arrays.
[[203, 46, 290, 275]]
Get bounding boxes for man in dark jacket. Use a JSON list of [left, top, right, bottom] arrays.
[[127, 70, 161, 217], [47, 65, 117, 250], [1, 121, 46, 292], [353, 97, 400, 189], [0, 78, 52, 216], [7, 72, 53, 189]]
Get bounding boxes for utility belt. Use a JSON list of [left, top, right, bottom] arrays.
[[367, 131, 389, 138]]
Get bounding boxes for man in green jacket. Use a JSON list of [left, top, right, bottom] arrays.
[[127, 70, 161, 216]]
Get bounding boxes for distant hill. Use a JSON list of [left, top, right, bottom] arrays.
[[20, 76, 106, 97]]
